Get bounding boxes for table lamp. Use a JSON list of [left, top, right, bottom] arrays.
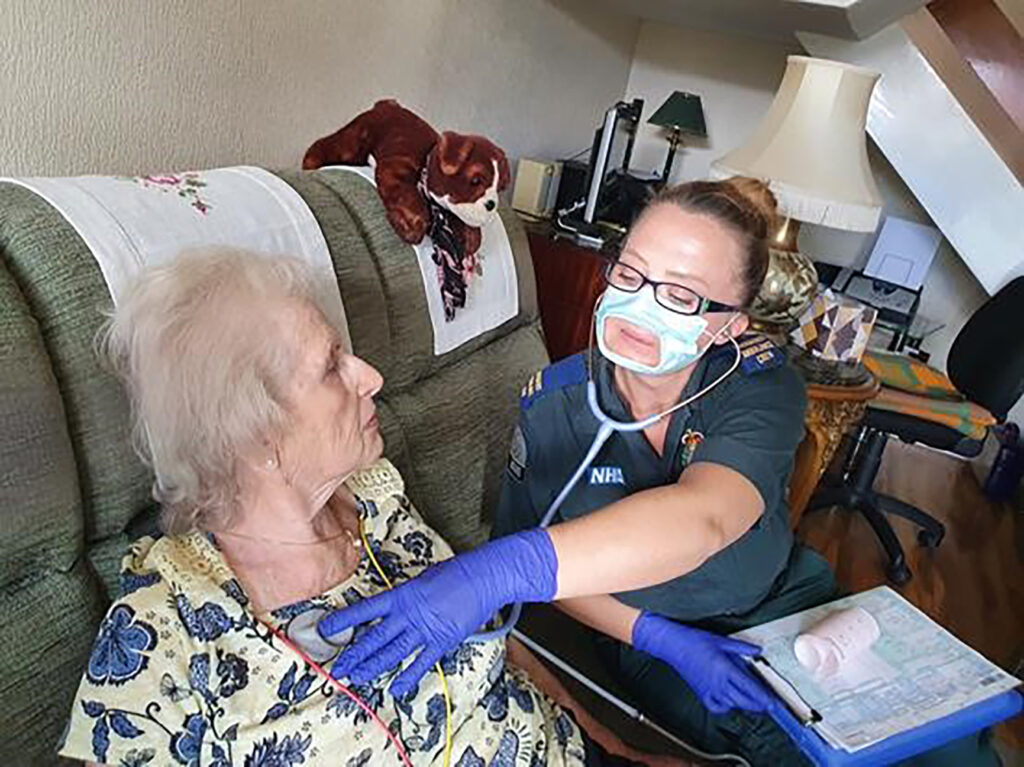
[[648, 91, 707, 183], [711, 56, 883, 332]]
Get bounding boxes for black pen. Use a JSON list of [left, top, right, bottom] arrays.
[[751, 656, 823, 727]]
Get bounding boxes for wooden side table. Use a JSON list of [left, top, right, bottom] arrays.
[[788, 374, 881, 528], [525, 226, 606, 361]]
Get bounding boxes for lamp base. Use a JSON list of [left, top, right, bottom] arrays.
[[660, 130, 680, 186], [748, 218, 818, 336]]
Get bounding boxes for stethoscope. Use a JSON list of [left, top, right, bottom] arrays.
[[468, 310, 743, 643]]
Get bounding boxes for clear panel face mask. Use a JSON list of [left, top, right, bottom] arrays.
[[593, 285, 743, 405], [584, 286, 743, 452], [596, 284, 713, 377]]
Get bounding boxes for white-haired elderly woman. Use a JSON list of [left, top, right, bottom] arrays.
[[58, 250, 685, 767]]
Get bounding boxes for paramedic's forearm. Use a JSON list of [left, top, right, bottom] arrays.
[[555, 595, 640, 645], [547, 463, 763, 599]]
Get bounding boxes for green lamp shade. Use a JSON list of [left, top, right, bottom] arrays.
[[648, 91, 707, 137]]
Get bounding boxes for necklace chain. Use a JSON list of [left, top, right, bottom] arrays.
[[215, 527, 363, 548]]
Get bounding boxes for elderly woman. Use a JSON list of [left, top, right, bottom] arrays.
[[58, 250, 684, 767]]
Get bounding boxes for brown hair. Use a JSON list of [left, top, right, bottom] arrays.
[[643, 176, 778, 307]]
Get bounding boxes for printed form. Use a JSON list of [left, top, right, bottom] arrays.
[[733, 586, 1021, 752]]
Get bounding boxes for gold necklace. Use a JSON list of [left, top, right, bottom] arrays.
[[215, 527, 363, 548]]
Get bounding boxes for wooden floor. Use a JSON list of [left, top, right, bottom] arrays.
[[797, 440, 1024, 758]]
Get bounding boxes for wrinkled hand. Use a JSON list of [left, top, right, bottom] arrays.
[[632, 611, 772, 715], [318, 529, 557, 698]]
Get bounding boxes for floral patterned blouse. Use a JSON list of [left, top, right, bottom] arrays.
[[59, 458, 587, 766]]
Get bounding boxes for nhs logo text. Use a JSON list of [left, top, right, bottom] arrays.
[[589, 466, 625, 486]]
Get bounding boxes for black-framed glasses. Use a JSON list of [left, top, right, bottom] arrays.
[[603, 260, 740, 316]]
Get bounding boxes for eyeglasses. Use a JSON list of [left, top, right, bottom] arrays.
[[603, 260, 740, 316]]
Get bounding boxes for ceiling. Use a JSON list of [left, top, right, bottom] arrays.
[[592, 0, 931, 43]]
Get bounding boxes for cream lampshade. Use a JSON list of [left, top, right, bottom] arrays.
[[711, 55, 884, 329]]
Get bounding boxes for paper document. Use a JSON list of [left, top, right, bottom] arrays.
[[864, 217, 942, 290], [733, 587, 1020, 753]]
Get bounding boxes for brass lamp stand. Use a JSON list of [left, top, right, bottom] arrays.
[[750, 217, 820, 339]]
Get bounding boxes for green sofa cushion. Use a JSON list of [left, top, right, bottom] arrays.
[[0, 561, 108, 762], [387, 324, 548, 550], [0, 184, 152, 547], [307, 169, 541, 393], [273, 171, 399, 382], [0, 262, 82, 585]]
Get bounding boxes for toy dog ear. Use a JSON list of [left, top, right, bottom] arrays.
[[302, 143, 322, 170], [438, 132, 474, 176], [496, 150, 511, 192]]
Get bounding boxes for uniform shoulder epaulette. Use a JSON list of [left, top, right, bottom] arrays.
[[520, 353, 587, 409], [735, 333, 786, 375]]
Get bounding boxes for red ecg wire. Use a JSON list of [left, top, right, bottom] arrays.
[[263, 621, 414, 767]]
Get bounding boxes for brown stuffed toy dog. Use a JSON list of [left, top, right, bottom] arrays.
[[303, 99, 510, 259]]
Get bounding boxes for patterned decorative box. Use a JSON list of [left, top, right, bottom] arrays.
[[789, 289, 878, 363]]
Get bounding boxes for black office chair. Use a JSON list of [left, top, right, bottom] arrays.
[[808, 276, 1024, 585]]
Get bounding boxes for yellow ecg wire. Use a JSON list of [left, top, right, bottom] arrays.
[[360, 519, 453, 767]]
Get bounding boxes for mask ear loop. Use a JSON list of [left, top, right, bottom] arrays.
[[647, 314, 742, 421], [586, 289, 602, 384]]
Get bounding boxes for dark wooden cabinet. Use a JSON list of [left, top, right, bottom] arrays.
[[526, 227, 607, 362]]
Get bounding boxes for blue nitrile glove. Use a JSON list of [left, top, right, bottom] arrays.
[[318, 528, 557, 698], [632, 611, 772, 715]]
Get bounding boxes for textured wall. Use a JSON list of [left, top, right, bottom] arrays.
[[0, 0, 639, 176], [622, 22, 799, 183]]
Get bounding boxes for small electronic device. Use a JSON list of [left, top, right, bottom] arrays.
[[843, 274, 919, 323], [512, 159, 562, 218], [581, 97, 645, 227], [555, 98, 661, 249], [553, 160, 589, 219]]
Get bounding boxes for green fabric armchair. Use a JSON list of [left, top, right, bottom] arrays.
[[0, 169, 547, 765]]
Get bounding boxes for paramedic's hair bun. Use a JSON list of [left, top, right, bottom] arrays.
[[721, 176, 779, 239]]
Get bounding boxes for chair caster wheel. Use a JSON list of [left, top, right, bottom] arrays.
[[887, 561, 912, 585], [918, 529, 944, 549]]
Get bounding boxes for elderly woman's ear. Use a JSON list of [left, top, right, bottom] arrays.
[[233, 439, 281, 483], [258, 442, 282, 474]]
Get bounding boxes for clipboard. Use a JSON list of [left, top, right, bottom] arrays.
[[733, 587, 1023, 765], [769, 688, 1022, 766]]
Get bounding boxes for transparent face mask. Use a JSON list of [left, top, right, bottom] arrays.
[[595, 285, 712, 376], [588, 287, 744, 428]]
